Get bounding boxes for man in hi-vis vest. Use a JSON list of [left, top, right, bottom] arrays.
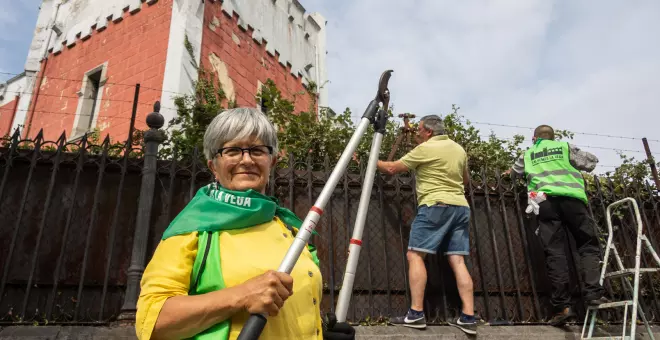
[[509, 125, 608, 327]]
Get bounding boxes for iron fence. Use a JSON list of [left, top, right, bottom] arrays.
[[1, 113, 660, 327]]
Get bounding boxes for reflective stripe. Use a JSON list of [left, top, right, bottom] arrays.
[[527, 169, 583, 183], [534, 181, 585, 190]]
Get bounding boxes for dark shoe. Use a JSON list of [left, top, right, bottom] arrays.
[[587, 296, 611, 306], [389, 310, 426, 329], [448, 317, 477, 335], [548, 307, 576, 327]]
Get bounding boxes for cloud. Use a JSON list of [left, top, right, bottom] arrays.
[[0, 0, 657, 172], [302, 0, 660, 173]]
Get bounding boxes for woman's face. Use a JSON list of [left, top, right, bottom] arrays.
[[208, 136, 276, 193]]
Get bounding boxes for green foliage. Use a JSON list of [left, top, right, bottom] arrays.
[[583, 153, 659, 199], [439, 105, 527, 173], [160, 68, 228, 159], [142, 63, 657, 196], [184, 34, 198, 69], [258, 78, 385, 169]]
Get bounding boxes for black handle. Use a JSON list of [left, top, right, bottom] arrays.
[[236, 313, 267, 340]]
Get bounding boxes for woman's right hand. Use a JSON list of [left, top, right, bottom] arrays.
[[236, 270, 294, 316]]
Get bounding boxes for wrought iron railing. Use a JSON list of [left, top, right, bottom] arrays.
[[1, 112, 659, 326]]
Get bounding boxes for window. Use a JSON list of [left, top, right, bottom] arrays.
[[257, 80, 268, 114], [71, 63, 107, 140], [85, 70, 101, 130]]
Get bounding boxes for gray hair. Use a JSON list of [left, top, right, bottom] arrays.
[[419, 115, 446, 136], [203, 107, 279, 161]]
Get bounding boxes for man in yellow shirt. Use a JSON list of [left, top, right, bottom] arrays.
[[377, 115, 477, 335]]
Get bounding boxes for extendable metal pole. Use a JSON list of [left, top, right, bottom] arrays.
[[335, 111, 387, 322], [237, 70, 393, 340]]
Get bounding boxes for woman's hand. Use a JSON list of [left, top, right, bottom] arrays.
[[236, 270, 294, 316]]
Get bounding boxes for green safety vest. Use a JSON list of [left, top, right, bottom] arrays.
[[523, 139, 588, 204]]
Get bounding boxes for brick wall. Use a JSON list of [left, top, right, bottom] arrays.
[[24, 0, 173, 142], [0, 96, 19, 137], [202, 2, 316, 114]]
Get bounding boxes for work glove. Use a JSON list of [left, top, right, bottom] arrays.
[[525, 191, 547, 216], [322, 312, 355, 340]]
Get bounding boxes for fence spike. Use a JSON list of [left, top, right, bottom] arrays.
[[57, 131, 67, 145], [79, 132, 89, 148], [10, 126, 21, 141], [35, 128, 44, 140]]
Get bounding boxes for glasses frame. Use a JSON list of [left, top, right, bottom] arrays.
[[216, 145, 274, 159]]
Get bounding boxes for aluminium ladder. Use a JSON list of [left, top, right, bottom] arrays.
[[582, 197, 660, 340]]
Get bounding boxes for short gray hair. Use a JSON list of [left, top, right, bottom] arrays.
[[419, 115, 445, 136], [203, 107, 279, 161]]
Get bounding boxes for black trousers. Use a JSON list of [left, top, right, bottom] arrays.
[[537, 196, 605, 311]]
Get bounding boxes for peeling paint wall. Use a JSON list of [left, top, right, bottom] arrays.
[[214, 0, 325, 84], [17, 0, 328, 141], [0, 76, 28, 107], [208, 52, 236, 102], [0, 73, 36, 136], [43, 0, 159, 55], [0, 74, 33, 136], [202, 0, 327, 113], [21, 0, 173, 141]]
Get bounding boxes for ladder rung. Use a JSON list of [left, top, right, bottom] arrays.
[[605, 268, 660, 279], [588, 300, 632, 310]]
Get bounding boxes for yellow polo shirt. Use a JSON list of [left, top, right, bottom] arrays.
[[136, 217, 323, 340], [400, 135, 469, 207]]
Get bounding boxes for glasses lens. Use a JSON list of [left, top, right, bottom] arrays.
[[222, 147, 242, 158], [250, 146, 270, 157]]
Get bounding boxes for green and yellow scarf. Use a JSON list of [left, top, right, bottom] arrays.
[[162, 183, 319, 265]]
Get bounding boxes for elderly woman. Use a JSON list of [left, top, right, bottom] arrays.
[[136, 108, 354, 340]]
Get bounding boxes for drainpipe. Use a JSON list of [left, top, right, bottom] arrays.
[[25, 1, 62, 138]]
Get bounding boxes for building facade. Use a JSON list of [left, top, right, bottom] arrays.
[[0, 0, 328, 142]]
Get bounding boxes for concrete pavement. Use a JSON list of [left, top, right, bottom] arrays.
[[1, 324, 659, 339]]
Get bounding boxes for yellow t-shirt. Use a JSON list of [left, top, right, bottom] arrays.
[[135, 217, 323, 340], [400, 135, 469, 207]]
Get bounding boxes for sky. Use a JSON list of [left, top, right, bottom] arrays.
[[299, 0, 660, 174], [1, 0, 659, 174], [0, 0, 41, 81]]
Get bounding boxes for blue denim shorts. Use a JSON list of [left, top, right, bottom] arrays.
[[408, 203, 471, 255]]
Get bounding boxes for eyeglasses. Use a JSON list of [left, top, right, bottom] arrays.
[[216, 145, 274, 160]]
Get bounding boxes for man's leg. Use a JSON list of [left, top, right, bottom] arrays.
[[537, 198, 576, 326], [444, 206, 477, 335], [560, 197, 606, 303], [448, 255, 474, 315], [390, 204, 449, 329], [407, 250, 428, 311]]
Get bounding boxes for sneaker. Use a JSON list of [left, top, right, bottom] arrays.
[[548, 307, 576, 327], [389, 309, 426, 329], [448, 316, 477, 335]]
